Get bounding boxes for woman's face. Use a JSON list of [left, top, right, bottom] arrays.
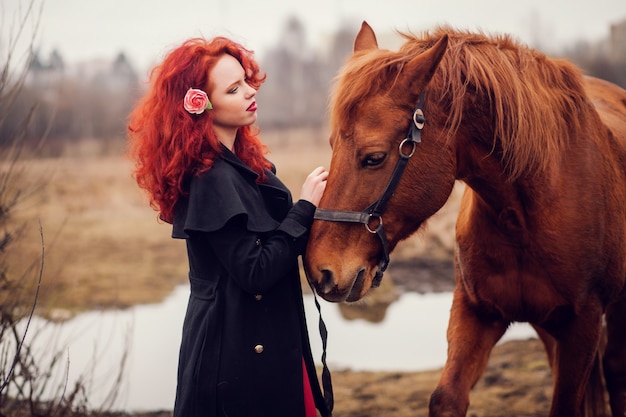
[[207, 54, 258, 138]]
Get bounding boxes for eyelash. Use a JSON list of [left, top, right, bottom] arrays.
[[228, 79, 250, 94]]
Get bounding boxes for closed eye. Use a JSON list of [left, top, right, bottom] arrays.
[[228, 78, 252, 94], [362, 152, 387, 168]]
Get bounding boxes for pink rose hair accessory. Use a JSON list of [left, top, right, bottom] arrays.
[[183, 88, 213, 114]]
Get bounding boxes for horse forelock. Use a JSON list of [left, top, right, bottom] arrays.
[[332, 26, 592, 180]]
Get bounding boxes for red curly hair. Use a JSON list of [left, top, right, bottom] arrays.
[[128, 37, 272, 223]]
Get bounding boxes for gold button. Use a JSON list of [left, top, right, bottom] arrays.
[[254, 294, 262, 301], [254, 344, 264, 354]]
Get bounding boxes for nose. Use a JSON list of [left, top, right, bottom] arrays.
[[319, 269, 336, 295], [245, 84, 257, 99]]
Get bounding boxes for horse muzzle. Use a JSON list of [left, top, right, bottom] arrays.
[[310, 265, 375, 303]]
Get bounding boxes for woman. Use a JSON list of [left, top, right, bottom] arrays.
[[127, 37, 332, 417]]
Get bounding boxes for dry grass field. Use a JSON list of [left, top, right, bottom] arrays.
[[8, 152, 186, 316]]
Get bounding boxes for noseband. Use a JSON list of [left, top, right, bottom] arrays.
[[313, 92, 425, 288]]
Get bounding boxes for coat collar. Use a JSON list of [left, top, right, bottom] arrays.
[[218, 145, 286, 199], [218, 145, 261, 181]]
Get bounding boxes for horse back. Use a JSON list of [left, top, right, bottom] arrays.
[[585, 76, 626, 262]]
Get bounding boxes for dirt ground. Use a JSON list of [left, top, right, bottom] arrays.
[[328, 338, 552, 417], [127, 339, 552, 417]]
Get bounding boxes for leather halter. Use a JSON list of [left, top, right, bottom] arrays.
[[313, 92, 425, 287]]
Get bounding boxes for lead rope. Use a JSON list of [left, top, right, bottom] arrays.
[[308, 281, 334, 414]]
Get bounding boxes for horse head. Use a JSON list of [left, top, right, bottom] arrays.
[[305, 22, 456, 302]]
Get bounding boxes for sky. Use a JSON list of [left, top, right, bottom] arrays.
[[3, 0, 626, 75]]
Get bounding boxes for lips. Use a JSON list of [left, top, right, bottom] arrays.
[[247, 102, 257, 112]]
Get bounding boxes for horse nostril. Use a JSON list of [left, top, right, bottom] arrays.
[[320, 269, 335, 294], [346, 267, 367, 301]]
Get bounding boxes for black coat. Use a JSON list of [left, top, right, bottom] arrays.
[[171, 148, 331, 417]]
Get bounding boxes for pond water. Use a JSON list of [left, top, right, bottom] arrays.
[[20, 285, 536, 412]]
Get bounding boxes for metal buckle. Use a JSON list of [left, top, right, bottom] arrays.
[[413, 108, 425, 129], [365, 214, 383, 234], [399, 138, 417, 158]]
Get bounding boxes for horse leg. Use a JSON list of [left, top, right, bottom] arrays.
[[428, 286, 508, 417], [547, 302, 604, 417], [533, 324, 607, 417], [603, 294, 626, 416]]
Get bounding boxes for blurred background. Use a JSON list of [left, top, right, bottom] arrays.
[[1, 0, 625, 415], [2, 0, 625, 154]]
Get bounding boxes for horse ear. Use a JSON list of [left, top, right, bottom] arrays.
[[354, 21, 379, 52], [396, 34, 449, 97]]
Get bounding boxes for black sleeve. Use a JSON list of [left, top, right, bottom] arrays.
[[195, 200, 315, 294]]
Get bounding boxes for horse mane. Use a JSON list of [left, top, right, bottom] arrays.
[[330, 48, 409, 135], [330, 26, 591, 180]]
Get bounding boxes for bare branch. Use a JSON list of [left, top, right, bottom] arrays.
[[0, 221, 43, 394]]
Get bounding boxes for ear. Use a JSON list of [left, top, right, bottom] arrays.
[[395, 34, 449, 98], [354, 21, 379, 52]]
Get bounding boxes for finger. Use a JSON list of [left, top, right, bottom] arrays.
[[310, 166, 326, 176]]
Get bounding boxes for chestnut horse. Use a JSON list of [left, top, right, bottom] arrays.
[[304, 22, 626, 417]]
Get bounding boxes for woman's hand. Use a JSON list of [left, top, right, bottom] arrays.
[[299, 166, 328, 207]]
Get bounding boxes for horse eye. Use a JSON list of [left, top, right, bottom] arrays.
[[362, 152, 387, 167]]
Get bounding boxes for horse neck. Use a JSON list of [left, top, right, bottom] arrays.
[[448, 88, 541, 212], [453, 127, 546, 234], [457, 139, 512, 205]]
